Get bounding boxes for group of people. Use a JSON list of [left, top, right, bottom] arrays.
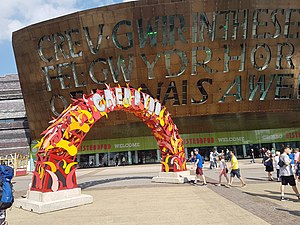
[[208, 149, 231, 169], [191, 146, 300, 201], [262, 147, 300, 181], [192, 148, 246, 188], [262, 147, 300, 201]]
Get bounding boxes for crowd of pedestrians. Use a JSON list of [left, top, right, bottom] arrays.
[[190, 148, 246, 188], [189, 146, 300, 201], [261, 146, 300, 201]]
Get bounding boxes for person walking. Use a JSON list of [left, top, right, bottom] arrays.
[[250, 148, 255, 163], [121, 156, 126, 166], [221, 149, 225, 156], [228, 151, 246, 187], [271, 148, 276, 157], [189, 151, 196, 164], [115, 155, 119, 166], [263, 150, 274, 181], [216, 155, 230, 187], [209, 151, 214, 169], [213, 150, 218, 168], [294, 148, 300, 164], [274, 151, 281, 182], [226, 149, 230, 162], [193, 148, 207, 185], [279, 147, 300, 201]]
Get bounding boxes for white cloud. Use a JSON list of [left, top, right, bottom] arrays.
[[0, 0, 78, 42], [0, 0, 135, 42]]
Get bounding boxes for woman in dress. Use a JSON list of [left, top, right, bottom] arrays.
[[263, 150, 274, 181]]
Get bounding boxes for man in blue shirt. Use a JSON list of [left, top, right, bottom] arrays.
[[289, 150, 295, 173], [194, 148, 207, 185]]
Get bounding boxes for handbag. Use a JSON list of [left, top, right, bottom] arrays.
[[278, 159, 285, 167], [225, 168, 229, 173], [264, 157, 272, 166]]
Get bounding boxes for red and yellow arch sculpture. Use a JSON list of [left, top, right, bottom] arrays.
[[31, 85, 186, 192]]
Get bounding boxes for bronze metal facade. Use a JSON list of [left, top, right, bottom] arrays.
[[12, 0, 300, 141]]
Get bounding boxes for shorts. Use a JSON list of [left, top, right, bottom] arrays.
[[281, 175, 296, 186], [196, 167, 203, 175], [230, 168, 241, 178]]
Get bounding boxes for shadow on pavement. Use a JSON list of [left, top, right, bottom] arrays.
[[243, 191, 300, 202], [276, 208, 300, 216], [264, 189, 300, 197], [244, 177, 271, 182], [78, 176, 153, 189]]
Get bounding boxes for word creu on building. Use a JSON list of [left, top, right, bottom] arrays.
[[13, 0, 300, 140]]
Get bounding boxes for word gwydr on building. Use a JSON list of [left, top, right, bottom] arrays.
[[12, 0, 300, 167]]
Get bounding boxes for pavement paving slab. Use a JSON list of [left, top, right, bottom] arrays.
[[8, 160, 300, 225], [8, 186, 270, 225]]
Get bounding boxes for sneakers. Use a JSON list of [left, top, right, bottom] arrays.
[[215, 184, 221, 187], [280, 196, 289, 201]]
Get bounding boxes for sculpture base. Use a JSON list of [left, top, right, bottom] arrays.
[[14, 188, 93, 214], [152, 171, 191, 184]]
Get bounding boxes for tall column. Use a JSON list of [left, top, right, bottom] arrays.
[[233, 145, 237, 156], [128, 151, 132, 165], [134, 151, 138, 164], [156, 149, 161, 162], [242, 145, 247, 158], [29, 156, 34, 172], [95, 153, 100, 166], [14, 153, 17, 177], [184, 148, 188, 159]]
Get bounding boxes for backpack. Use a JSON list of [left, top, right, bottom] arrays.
[[0, 165, 14, 210]]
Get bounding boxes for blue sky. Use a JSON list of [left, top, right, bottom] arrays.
[[0, 0, 133, 76]]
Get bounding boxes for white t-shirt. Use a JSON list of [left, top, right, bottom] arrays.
[[274, 155, 280, 170], [219, 159, 226, 170], [279, 153, 293, 176], [210, 153, 214, 162]]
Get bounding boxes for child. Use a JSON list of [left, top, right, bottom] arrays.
[[216, 155, 230, 187]]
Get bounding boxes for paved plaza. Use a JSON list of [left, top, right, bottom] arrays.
[[8, 160, 300, 225]]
